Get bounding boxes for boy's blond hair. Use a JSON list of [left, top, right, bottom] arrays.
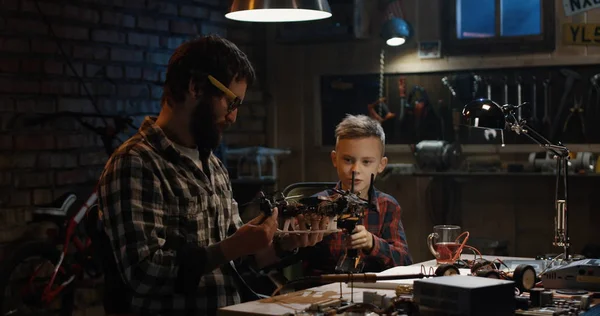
[[335, 114, 386, 155]]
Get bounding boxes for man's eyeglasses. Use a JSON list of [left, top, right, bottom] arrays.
[[208, 75, 243, 113]]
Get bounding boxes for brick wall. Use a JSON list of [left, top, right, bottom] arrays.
[[0, 0, 268, 225]]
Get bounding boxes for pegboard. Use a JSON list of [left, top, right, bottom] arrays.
[[319, 64, 600, 147]]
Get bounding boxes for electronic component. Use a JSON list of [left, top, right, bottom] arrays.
[[435, 264, 460, 276], [541, 259, 600, 291], [513, 265, 537, 292], [530, 288, 544, 307], [414, 140, 462, 171], [515, 292, 592, 315], [540, 291, 553, 307], [413, 276, 516, 316]]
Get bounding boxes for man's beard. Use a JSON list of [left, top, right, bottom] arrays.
[[190, 97, 222, 151]]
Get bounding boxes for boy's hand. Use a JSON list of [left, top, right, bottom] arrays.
[[348, 225, 373, 251]]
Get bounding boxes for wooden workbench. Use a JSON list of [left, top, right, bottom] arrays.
[[218, 255, 533, 316]]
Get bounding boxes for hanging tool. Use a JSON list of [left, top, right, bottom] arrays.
[[542, 78, 551, 131], [442, 76, 457, 97], [516, 76, 523, 120], [397, 77, 407, 122], [473, 74, 482, 99], [530, 76, 538, 127], [367, 49, 395, 123], [407, 85, 442, 142], [367, 98, 395, 123], [503, 76, 509, 105], [562, 96, 585, 141], [550, 68, 581, 142], [484, 76, 492, 100], [589, 73, 600, 119], [442, 76, 459, 142]]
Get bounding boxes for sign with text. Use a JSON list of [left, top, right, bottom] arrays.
[[563, 23, 600, 45], [563, 0, 600, 16]]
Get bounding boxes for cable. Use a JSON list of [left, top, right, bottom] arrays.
[[33, 0, 108, 127]]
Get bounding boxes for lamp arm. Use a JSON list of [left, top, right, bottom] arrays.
[[504, 111, 569, 158], [505, 110, 570, 259]]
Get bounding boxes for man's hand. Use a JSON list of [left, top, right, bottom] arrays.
[[223, 208, 279, 260], [279, 214, 330, 251], [348, 225, 373, 251]]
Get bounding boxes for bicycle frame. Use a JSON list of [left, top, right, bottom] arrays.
[[7, 111, 135, 308], [29, 187, 99, 304]]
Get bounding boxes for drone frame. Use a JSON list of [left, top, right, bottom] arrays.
[[260, 172, 377, 235]]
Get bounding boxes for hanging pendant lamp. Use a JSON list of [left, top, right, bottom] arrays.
[[225, 0, 332, 23], [381, 17, 411, 46]]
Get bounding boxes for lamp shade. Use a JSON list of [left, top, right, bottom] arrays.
[[381, 17, 411, 46], [225, 0, 332, 22], [462, 99, 506, 130]]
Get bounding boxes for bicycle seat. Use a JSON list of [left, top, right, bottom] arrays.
[[32, 192, 77, 218]]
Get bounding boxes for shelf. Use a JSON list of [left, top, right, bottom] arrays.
[[392, 171, 600, 177], [231, 178, 276, 185]]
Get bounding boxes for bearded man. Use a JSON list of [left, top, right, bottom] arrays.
[[97, 35, 328, 316]]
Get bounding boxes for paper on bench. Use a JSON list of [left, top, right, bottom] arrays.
[[349, 265, 472, 290]]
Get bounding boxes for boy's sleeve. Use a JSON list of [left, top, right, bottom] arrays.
[[367, 195, 413, 267]]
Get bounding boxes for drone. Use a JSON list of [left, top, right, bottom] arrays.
[[257, 172, 377, 236], [435, 259, 538, 293]]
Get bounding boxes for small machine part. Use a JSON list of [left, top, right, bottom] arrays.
[[225, 146, 291, 180], [466, 259, 537, 292], [363, 291, 394, 310], [476, 269, 501, 279], [580, 295, 591, 310], [515, 296, 530, 310], [530, 288, 544, 307], [395, 285, 413, 296], [306, 297, 347, 312], [513, 265, 538, 292], [528, 152, 597, 174], [540, 291, 554, 307], [413, 140, 462, 172], [414, 276, 516, 316], [515, 291, 592, 315], [435, 264, 460, 276], [541, 259, 600, 292]]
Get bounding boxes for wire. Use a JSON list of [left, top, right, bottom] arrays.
[[33, 0, 108, 127], [463, 245, 482, 259], [450, 231, 471, 262], [537, 253, 564, 278]]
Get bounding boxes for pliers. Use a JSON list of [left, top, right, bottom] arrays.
[[562, 96, 585, 135]]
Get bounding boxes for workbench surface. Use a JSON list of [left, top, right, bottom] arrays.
[[218, 255, 533, 316]]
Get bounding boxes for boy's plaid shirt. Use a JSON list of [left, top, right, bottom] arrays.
[[301, 183, 412, 274], [98, 116, 246, 315]]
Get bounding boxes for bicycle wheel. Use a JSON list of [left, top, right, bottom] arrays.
[[0, 241, 76, 316]]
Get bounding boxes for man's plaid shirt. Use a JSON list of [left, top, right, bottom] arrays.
[[300, 183, 412, 274], [98, 117, 246, 315]]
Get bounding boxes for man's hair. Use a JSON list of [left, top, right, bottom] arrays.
[[161, 34, 256, 106], [335, 114, 386, 154]]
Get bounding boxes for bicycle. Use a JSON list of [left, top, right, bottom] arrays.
[[0, 112, 136, 315]]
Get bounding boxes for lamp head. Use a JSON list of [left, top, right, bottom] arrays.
[[381, 17, 411, 46], [226, 0, 332, 22], [462, 98, 507, 130]]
